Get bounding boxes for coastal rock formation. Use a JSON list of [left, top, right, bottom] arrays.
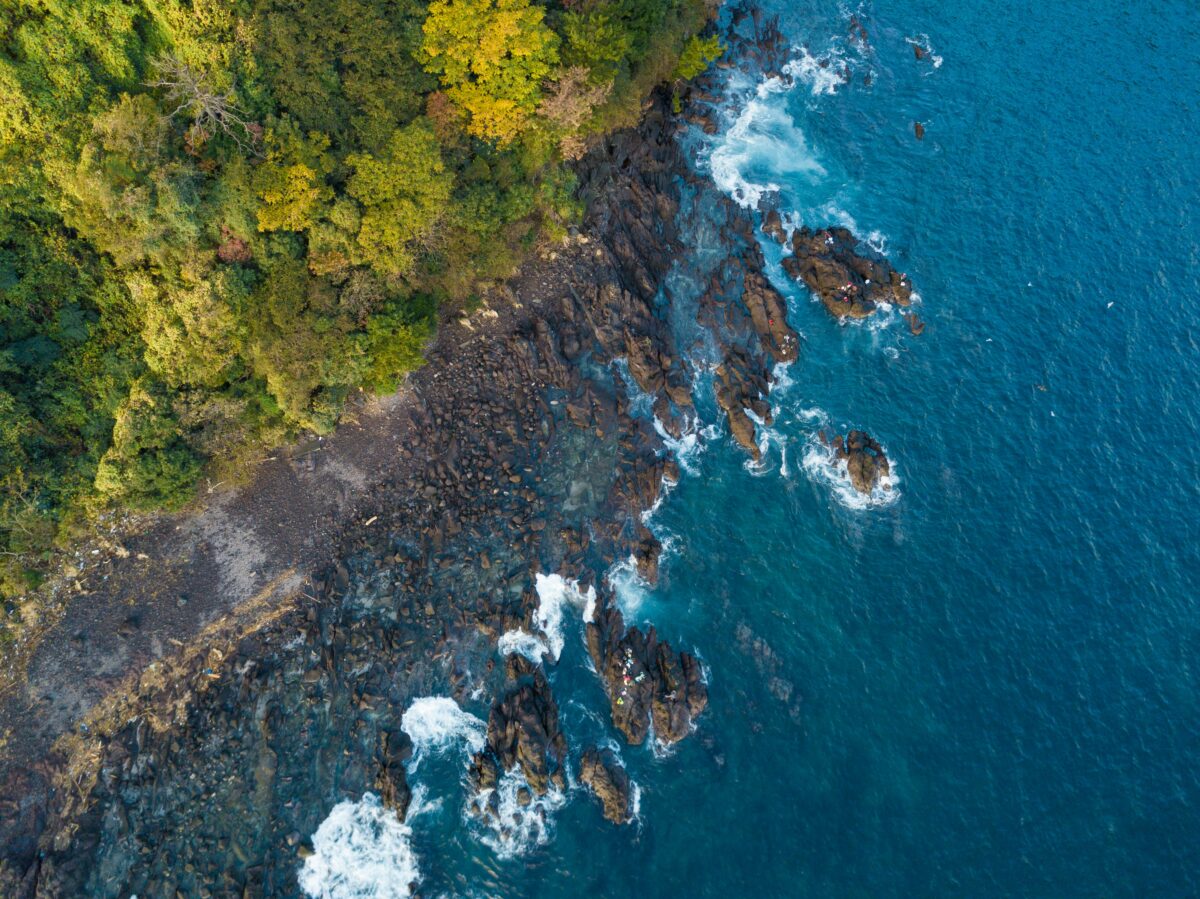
[[782, 226, 914, 318], [715, 345, 773, 460], [579, 747, 633, 824], [471, 667, 567, 797], [586, 594, 707, 745], [741, 271, 799, 364], [825, 429, 892, 494], [0, 91, 742, 897], [373, 728, 413, 817], [761, 208, 788, 244]]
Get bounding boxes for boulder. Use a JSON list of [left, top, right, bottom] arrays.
[[782, 226, 914, 319], [580, 748, 633, 824], [827, 429, 891, 494]]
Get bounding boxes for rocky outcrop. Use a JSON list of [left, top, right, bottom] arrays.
[[579, 748, 632, 824], [824, 429, 891, 494], [471, 667, 567, 797], [586, 594, 707, 745], [782, 226, 914, 318], [741, 271, 799, 364], [715, 345, 773, 460], [761, 209, 787, 244], [373, 728, 413, 817]]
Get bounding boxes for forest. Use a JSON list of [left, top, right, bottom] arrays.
[[0, 0, 721, 635]]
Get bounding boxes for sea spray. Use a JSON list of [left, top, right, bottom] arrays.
[[496, 628, 550, 663], [470, 769, 570, 859], [400, 696, 486, 770], [533, 573, 597, 660], [298, 794, 420, 899], [707, 99, 826, 209], [800, 430, 900, 509]]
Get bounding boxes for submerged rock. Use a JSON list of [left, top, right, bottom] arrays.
[[782, 226, 914, 318], [579, 747, 633, 824]]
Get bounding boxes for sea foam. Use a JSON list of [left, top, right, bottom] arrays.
[[298, 793, 419, 899], [800, 431, 900, 510], [496, 628, 550, 663], [708, 99, 826, 208], [534, 573, 597, 660], [781, 46, 851, 97], [400, 696, 486, 769], [471, 770, 569, 859]]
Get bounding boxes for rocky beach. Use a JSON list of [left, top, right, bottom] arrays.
[[0, 72, 803, 894]]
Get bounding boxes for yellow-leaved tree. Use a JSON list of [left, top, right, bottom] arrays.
[[420, 0, 560, 145]]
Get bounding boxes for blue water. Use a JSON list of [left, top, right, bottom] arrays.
[[311, 1, 1200, 895]]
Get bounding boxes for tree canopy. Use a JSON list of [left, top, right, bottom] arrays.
[[0, 0, 718, 640]]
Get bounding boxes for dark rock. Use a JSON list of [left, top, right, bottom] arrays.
[[741, 271, 799, 363], [579, 747, 632, 824], [827, 429, 891, 494], [585, 592, 708, 745], [782, 226, 914, 319], [760, 209, 788, 245], [480, 670, 566, 795]]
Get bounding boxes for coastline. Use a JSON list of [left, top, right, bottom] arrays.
[[0, 81, 798, 895]]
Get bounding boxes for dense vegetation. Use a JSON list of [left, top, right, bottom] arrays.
[[0, 0, 719, 634]]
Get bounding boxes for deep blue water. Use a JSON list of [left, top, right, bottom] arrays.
[[302, 1, 1200, 895]]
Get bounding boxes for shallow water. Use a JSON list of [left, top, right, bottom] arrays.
[[305, 1, 1200, 896]]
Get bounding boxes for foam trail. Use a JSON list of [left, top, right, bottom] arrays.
[[781, 46, 850, 96], [607, 557, 651, 618], [708, 99, 826, 208], [497, 629, 549, 663], [534, 573, 597, 660], [298, 793, 419, 899], [400, 697, 486, 769], [653, 416, 706, 476]]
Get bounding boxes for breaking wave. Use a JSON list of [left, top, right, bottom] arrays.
[[534, 573, 597, 660], [400, 697, 486, 769], [708, 98, 826, 208], [298, 794, 419, 899]]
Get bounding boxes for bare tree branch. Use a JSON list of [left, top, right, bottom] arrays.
[[145, 54, 259, 153]]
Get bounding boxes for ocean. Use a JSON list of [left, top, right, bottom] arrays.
[[301, 0, 1200, 896]]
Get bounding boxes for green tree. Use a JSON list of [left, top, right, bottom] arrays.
[[93, 379, 202, 511], [420, 0, 560, 144], [673, 33, 724, 80], [345, 119, 454, 275]]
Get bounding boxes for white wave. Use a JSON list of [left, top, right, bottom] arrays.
[[606, 556, 651, 618], [400, 697, 486, 769], [781, 46, 849, 97], [497, 629, 549, 664], [801, 434, 900, 510], [771, 361, 797, 394], [629, 780, 643, 823], [610, 358, 655, 417], [298, 794, 419, 899], [534, 573, 597, 660], [708, 98, 826, 208], [654, 415, 707, 476], [470, 770, 569, 859], [405, 783, 443, 820]]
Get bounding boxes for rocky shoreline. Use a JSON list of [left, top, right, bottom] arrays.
[[0, 83, 805, 896]]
